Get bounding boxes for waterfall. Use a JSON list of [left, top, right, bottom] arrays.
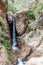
[[13, 16, 17, 46], [12, 16, 19, 52], [12, 16, 26, 65]]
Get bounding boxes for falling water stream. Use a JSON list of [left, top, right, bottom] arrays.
[[12, 17, 26, 65], [12, 16, 19, 52]]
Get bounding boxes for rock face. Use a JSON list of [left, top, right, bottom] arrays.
[[0, 0, 13, 65], [20, 45, 32, 60], [0, 0, 10, 42], [0, 44, 12, 65], [30, 35, 43, 58], [20, 30, 43, 50], [14, 9, 43, 62], [14, 10, 29, 35], [29, 15, 43, 31], [22, 14, 43, 65], [0, 0, 7, 17], [38, 0, 43, 2], [14, 9, 35, 35], [0, 0, 10, 48], [16, 14, 43, 62], [20, 15, 43, 49], [0, 16, 10, 41]]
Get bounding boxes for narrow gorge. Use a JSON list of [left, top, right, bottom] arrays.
[[0, 0, 43, 65]]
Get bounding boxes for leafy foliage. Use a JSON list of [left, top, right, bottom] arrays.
[[27, 8, 35, 20], [8, 0, 16, 12], [27, 2, 43, 16], [27, 25, 33, 31], [0, 31, 4, 37], [0, 39, 13, 61], [34, 2, 43, 14], [27, 8, 34, 16], [8, 54, 13, 62]]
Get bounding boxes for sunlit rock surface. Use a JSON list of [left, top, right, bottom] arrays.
[[25, 57, 43, 65]]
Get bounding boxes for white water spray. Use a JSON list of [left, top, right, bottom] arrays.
[[17, 57, 25, 65]]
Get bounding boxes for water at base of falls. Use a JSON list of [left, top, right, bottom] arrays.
[[17, 57, 25, 65], [12, 43, 19, 52]]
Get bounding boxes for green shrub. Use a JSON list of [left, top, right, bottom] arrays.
[[0, 39, 9, 44], [0, 39, 13, 61], [29, 34, 33, 38], [8, 0, 16, 12], [34, 3, 43, 14], [8, 54, 13, 62], [27, 25, 33, 31], [27, 8, 34, 16], [27, 8, 35, 20], [28, 2, 43, 16], [0, 31, 4, 37]]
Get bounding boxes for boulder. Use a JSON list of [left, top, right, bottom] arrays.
[[14, 10, 29, 35]]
